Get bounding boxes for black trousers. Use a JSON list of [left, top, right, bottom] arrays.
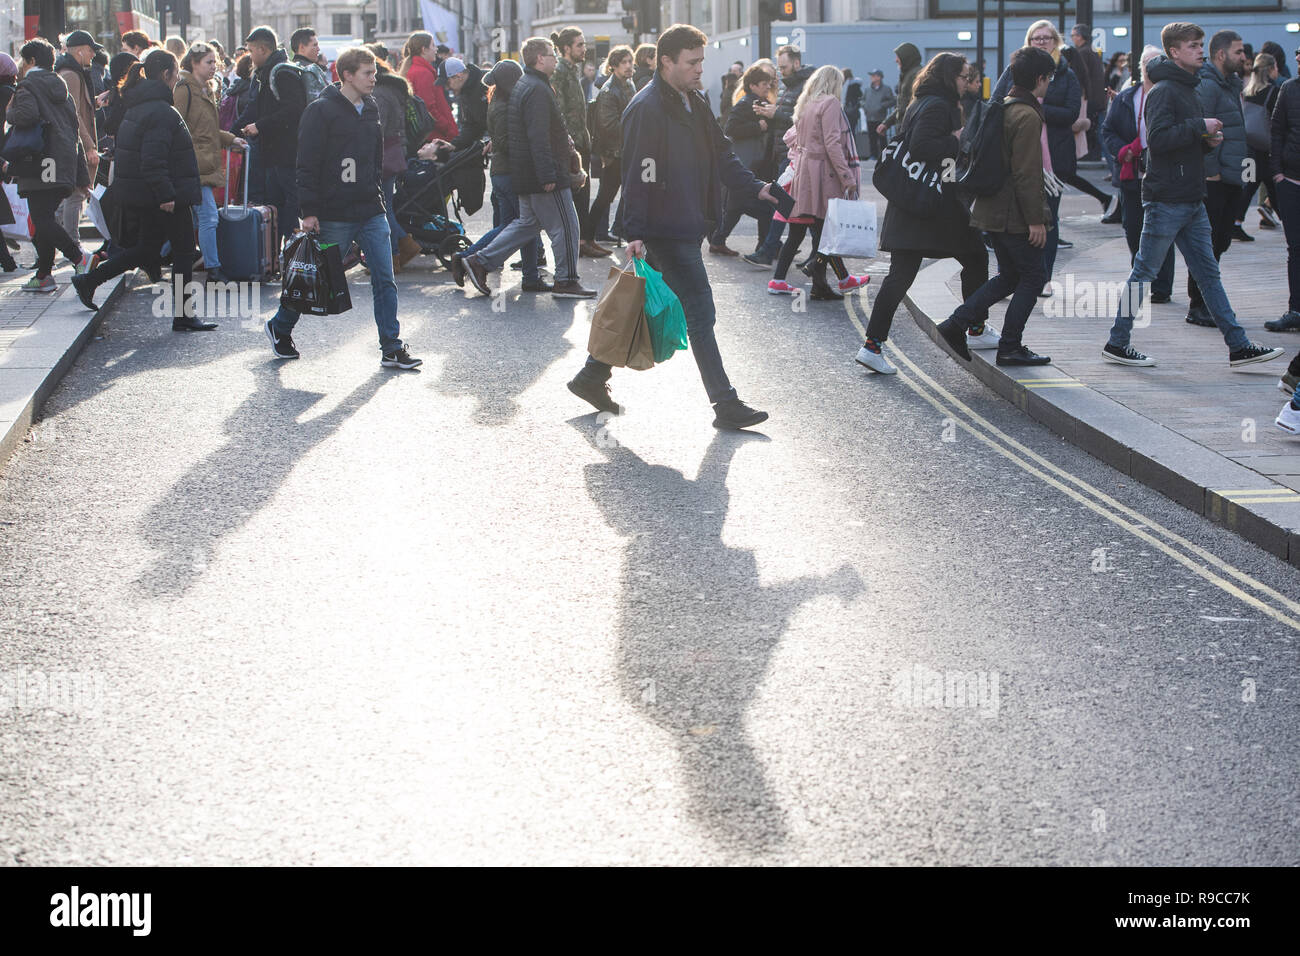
[[28, 186, 81, 278], [589, 156, 621, 241], [866, 237, 990, 342], [86, 205, 194, 316], [1188, 181, 1242, 310]]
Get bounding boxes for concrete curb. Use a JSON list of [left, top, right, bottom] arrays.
[[903, 258, 1300, 567], [0, 274, 128, 469]]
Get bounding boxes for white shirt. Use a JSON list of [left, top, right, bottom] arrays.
[[1136, 85, 1148, 149]]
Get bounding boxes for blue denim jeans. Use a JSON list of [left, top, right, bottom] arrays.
[[271, 214, 401, 353], [583, 238, 737, 404], [1120, 182, 1174, 297], [1108, 200, 1249, 352], [194, 186, 221, 273], [463, 173, 541, 280], [382, 175, 406, 253]]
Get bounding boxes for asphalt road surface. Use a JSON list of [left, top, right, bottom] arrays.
[[1, 207, 1297, 866]]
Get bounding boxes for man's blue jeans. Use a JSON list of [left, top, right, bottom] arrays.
[[1108, 200, 1248, 352], [271, 214, 402, 353], [583, 238, 737, 404], [464, 173, 541, 281], [382, 175, 406, 254]]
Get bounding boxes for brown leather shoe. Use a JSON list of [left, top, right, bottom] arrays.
[[709, 243, 739, 256], [580, 240, 611, 258], [551, 279, 597, 298], [398, 235, 421, 267]]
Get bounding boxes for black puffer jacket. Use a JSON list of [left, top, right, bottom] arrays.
[[295, 85, 383, 222], [723, 90, 771, 171], [4, 68, 89, 196], [103, 78, 198, 207], [770, 63, 814, 164], [1270, 77, 1300, 180], [1141, 55, 1214, 204], [594, 75, 634, 161], [508, 66, 571, 195], [449, 63, 488, 151]]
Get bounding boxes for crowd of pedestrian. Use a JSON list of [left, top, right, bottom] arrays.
[[5, 16, 1300, 433]]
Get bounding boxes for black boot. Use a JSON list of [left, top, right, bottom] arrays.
[[71, 274, 98, 310], [809, 257, 842, 301], [173, 316, 218, 332]]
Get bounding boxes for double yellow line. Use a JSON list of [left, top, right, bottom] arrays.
[[842, 294, 1300, 632]]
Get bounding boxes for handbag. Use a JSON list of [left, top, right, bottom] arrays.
[[1245, 100, 1271, 152], [871, 96, 948, 218], [1, 121, 48, 177], [587, 263, 654, 371], [818, 197, 878, 258]]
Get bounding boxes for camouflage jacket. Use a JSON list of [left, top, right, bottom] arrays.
[[551, 56, 591, 154]]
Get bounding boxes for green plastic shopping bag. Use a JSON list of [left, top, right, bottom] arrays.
[[632, 258, 688, 363]]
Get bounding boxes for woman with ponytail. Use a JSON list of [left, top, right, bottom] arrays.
[[72, 49, 210, 330], [399, 31, 456, 142]]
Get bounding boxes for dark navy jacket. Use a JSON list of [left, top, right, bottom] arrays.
[[295, 85, 384, 222], [1101, 82, 1141, 188], [619, 73, 765, 242]]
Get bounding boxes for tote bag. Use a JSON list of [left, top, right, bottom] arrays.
[[818, 197, 878, 258]]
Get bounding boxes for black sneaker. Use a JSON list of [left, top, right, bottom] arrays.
[[712, 398, 769, 430], [1102, 343, 1156, 366], [1265, 310, 1300, 332], [264, 319, 299, 359], [1057, 238, 1073, 249], [1185, 305, 1216, 327], [1232, 224, 1254, 242], [567, 372, 621, 414], [1150, 292, 1172, 304], [996, 345, 1051, 366], [381, 347, 423, 369], [1229, 344, 1285, 367], [450, 254, 466, 288], [936, 317, 972, 361], [521, 277, 554, 292], [741, 252, 773, 269], [71, 274, 98, 311]]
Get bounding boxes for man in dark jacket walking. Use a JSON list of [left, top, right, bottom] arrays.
[[1103, 22, 1281, 369], [1068, 24, 1106, 158], [567, 24, 778, 430], [263, 47, 421, 369], [237, 26, 307, 243], [1186, 30, 1248, 326], [461, 37, 595, 300]]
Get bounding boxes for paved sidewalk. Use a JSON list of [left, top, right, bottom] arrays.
[[0, 257, 127, 466], [902, 193, 1300, 565]]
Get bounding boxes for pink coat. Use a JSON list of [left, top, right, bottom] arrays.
[[785, 94, 860, 221]]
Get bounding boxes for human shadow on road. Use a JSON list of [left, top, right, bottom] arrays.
[[134, 362, 390, 600], [574, 420, 864, 854], [426, 289, 581, 426]]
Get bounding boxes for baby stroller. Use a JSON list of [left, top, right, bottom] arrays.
[[393, 138, 488, 269]]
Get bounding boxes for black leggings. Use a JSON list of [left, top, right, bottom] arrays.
[[1060, 171, 1111, 208], [865, 242, 990, 343], [86, 205, 194, 315], [27, 187, 82, 278], [773, 217, 847, 281]]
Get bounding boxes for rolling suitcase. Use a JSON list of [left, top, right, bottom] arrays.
[[217, 146, 277, 280]]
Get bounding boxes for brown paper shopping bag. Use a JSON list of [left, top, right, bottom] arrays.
[[587, 263, 655, 371]]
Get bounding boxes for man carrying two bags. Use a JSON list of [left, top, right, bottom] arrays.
[[566, 24, 779, 430]]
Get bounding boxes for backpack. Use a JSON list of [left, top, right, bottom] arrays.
[[955, 97, 1006, 197], [269, 61, 329, 103], [404, 95, 437, 156]]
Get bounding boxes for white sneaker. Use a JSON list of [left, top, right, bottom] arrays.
[[855, 345, 897, 374], [1276, 401, 1300, 435], [73, 252, 93, 276], [966, 326, 1001, 350]]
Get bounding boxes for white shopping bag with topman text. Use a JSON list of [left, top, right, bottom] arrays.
[[818, 197, 877, 259]]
